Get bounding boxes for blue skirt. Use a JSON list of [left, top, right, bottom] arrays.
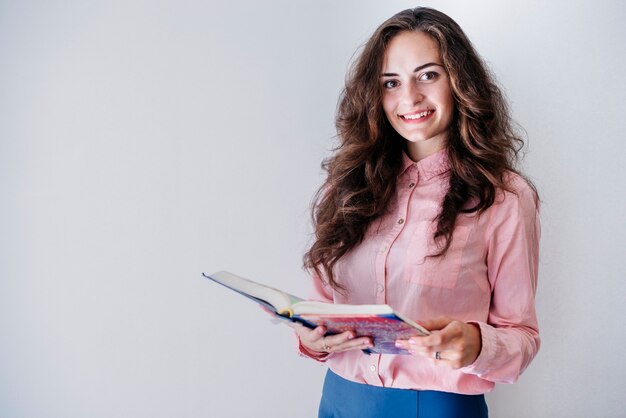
[[319, 369, 488, 418]]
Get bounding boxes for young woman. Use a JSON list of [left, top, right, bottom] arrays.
[[293, 7, 540, 418]]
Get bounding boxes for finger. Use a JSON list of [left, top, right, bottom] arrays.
[[294, 325, 326, 342], [423, 351, 465, 369], [395, 333, 440, 351], [326, 337, 373, 353], [408, 320, 465, 349], [407, 330, 448, 349], [395, 338, 425, 351], [322, 330, 356, 347], [296, 327, 330, 353], [395, 339, 411, 350], [403, 317, 453, 349]]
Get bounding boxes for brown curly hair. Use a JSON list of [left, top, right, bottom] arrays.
[[304, 7, 534, 291]]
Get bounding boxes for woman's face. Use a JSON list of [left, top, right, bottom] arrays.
[[381, 31, 454, 162]]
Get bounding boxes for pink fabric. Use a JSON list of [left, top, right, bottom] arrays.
[[299, 149, 540, 395]]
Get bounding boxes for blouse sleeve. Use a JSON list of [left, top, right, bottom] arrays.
[[461, 177, 541, 383], [296, 269, 335, 362]]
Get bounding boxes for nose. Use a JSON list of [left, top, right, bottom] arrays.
[[401, 82, 424, 106]]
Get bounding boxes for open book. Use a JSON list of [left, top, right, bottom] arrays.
[[203, 271, 429, 355]]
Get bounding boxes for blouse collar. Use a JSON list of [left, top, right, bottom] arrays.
[[399, 148, 451, 181]]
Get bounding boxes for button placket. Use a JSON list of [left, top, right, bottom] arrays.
[[376, 283, 384, 294]]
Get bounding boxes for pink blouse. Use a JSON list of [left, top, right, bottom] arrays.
[[299, 149, 540, 395]]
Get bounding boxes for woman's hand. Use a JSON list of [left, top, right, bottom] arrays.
[[291, 322, 373, 354], [395, 317, 482, 369]]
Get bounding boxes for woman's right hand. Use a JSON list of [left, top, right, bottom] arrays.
[[290, 322, 374, 354]]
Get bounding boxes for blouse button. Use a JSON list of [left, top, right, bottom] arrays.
[[398, 218, 404, 225], [408, 182, 415, 188], [370, 365, 376, 372]]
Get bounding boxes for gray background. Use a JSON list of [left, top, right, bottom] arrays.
[[1, 0, 625, 417]]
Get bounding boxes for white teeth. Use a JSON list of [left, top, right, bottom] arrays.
[[403, 110, 433, 120]]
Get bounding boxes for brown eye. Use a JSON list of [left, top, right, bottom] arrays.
[[383, 80, 399, 89], [419, 71, 438, 81]]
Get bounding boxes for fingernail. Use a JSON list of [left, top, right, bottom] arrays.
[[408, 349, 415, 355], [409, 338, 417, 345], [395, 341, 403, 348]]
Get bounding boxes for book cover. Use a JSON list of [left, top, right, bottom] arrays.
[[203, 271, 429, 355]]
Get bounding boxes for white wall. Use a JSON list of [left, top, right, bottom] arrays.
[[1, 1, 625, 417]]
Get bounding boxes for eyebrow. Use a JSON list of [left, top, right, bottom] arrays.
[[381, 62, 443, 77]]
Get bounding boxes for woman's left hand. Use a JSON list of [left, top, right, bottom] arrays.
[[395, 317, 482, 369]]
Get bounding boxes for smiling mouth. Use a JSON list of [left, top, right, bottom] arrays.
[[401, 110, 434, 120]]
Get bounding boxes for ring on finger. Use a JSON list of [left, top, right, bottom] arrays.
[[321, 337, 331, 352]]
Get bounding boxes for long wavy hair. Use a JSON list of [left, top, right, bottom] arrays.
[[304, 7, 534, 291]]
